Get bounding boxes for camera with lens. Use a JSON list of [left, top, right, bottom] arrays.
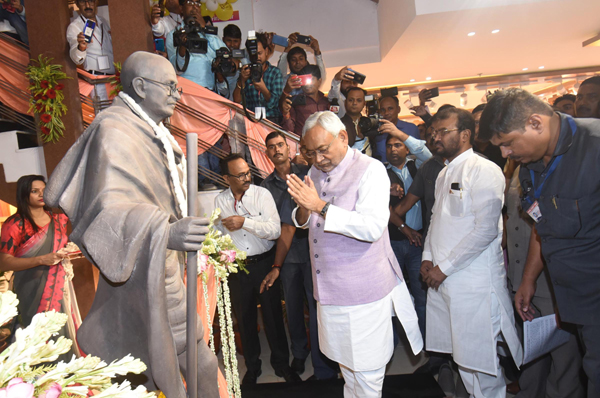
[[244, 30, 263, 83], [173, 16, 218, 55], [357, 94, 382, 137], [212, 47, 246, 77]]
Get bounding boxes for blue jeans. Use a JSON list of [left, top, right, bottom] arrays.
[[280, 261, 337, 379], [0, 0, 28, 45], [198, 139, 222, 186], [390, 239, 426, 339]]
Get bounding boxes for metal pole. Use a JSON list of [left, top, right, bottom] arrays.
[[186, 133, 198, 398]]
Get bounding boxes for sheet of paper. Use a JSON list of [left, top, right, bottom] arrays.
[[523, 313, 571, 364]]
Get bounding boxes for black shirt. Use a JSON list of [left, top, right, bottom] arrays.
[[261, 162, 310, 264], [407, 155, 445, 240], [519, 113, 600, 325], [475, 142, 507, 171]]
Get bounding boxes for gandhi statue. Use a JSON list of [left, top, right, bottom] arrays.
[[45, 51, 219, 398]]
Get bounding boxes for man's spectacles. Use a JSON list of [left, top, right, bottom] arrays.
[[139, 77, 183, 97], [301, 138, 335, 159], [228, 171, 252, 181], [184, 0, 201, 7], [77, 0, 96, 4], [431, 128, 460, 138]]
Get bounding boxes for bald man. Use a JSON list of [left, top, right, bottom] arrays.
[[45, 52, 218, 398]]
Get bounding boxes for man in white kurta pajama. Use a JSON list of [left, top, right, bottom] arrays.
[[421, 107, 523, 398], [287, 111, 423, 398]]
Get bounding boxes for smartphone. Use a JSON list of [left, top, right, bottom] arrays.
[[297, 74, 313, 86], [272, 34, 289, 48], [154, 38, 165, 53], [296, 34, 311, 45], [427, 87, 440, 99], [158, 0, 165, 17], [83, 19, 96, 43], [348, 68, 366, 85], [380, 87, 398, 97]]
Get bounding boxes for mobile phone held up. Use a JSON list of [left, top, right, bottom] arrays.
[[347, 68, 366, 85], [272, 34, 289, 48], [296, 74, 313, 86], [83, 19, 96, 43], [296, 34, 311, 45], [154, 38, 165, 53]]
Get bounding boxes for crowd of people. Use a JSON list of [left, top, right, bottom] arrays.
[[1, 1, 599, 398]]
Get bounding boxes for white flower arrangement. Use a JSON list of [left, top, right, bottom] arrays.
[[197, 208, 246, 398], [0, 291, 154, 398]]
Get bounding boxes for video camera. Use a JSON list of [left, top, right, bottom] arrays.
[[212, 47, 246, 77], [358, 95, 382, 138], [244, 30, 263, 83], [173, 16, 218, 54]]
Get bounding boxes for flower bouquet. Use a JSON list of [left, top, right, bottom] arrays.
[[197, 208, 246, 398], [0, 291, 154, 398]]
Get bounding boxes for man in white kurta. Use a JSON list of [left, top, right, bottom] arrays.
[[421, 107, 523, 398], [287, 111, 423, 398]]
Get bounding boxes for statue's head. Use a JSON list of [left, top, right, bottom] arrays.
[[121, 51, 181, 123]]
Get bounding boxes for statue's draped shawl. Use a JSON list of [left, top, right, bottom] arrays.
[[45, 98, 191, 397]]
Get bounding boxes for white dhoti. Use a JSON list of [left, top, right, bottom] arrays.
[[317, 280, 423, 398]]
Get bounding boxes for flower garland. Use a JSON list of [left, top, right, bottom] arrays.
[[26, 55, 71, 143], [0, 291, 153, 398], [199, 208, 246, 398], [118, 91, 188, 217]]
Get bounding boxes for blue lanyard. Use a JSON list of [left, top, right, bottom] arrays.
[[529, 116, 577, 200]]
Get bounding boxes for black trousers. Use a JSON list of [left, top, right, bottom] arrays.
[[229, 250, 289, 373], [578, 323, 600, 398]]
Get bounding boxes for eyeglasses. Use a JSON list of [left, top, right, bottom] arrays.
[[184, 0, 201, 7], [77, 0, 96, 4], [301, 138, 335, 159], [139, 77, 183, 97], [228, 171, 252, 181], [431, 128, 460, 138]]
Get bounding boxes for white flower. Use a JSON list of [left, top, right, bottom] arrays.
[[0, 292, 19, 326]]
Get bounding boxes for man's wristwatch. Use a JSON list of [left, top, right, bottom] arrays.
[[320, 202, 331, 218], [399, 223, 406, 230]]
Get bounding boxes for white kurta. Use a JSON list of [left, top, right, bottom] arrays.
[[422, 148, 523, 375], [293, 154, 423, 371]]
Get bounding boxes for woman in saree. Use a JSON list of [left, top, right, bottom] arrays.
[[0, 175, 81, 358]]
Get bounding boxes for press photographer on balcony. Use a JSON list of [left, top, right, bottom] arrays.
[[165, 0, 226, 91]]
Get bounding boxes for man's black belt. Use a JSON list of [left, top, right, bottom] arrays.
[[88, 70, 109, 75], [246, 246, 275, 264]]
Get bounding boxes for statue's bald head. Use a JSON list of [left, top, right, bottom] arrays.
[[121, 51, 175, 95], [120, 51, 180, 123]]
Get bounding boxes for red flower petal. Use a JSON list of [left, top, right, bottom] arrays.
[[40, 80, 49, 89], [55, 84, 64, 90], [46, 89, 57, 99], [41, 126, 50, 135], [41, 95, 48, 101], [40, 114, 52, 123]]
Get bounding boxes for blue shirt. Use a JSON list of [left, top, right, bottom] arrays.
[[372, 119, 420, 162], [166, 27, 226, 90], [388, 161, 423, 231]]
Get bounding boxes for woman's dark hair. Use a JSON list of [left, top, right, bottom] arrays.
[[15, 175, 49, 233]]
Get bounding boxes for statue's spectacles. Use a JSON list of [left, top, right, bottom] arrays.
[[139, 77, 183, 97]]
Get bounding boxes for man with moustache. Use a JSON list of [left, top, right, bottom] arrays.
[[67, 0, 115, 100], [575, 76, 600, 118], [480, 88, 600, 398], [214, 154, 300, 385], [553, 94, 576, 117], [373, 96, 421, 162], [422, 107, 522, 398], [340, 87, 368, 152], [328, 66, 360, 118], [287, 111, 423, 397], [260, 132, 337, 380]]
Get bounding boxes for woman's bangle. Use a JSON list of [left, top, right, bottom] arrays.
[[272, 264, 282, 269]]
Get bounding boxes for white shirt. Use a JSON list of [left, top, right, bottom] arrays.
[[152, 13, 183, 38], [66, 13, 115, 73], [422, 148, 504, 275], [214, 184, 281, 256], [328, 78, 347, 118]]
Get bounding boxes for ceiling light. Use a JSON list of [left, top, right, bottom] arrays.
[[583, 33, 600, 47], [410, 79, 415, 82], [468, 32, 476, 37], [426, 77, 432, 81], [538, 66, 545, 69], [491, 29, 500, 34], [522, 68, 528, 71], [460, 93, 468, 107]]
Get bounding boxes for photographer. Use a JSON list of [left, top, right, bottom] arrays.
[[213, 24, 243, 101], [373, 96, 420, 162], [328, 66, 360, 118], [233, 32, 285, 125], [0, 0, 27, 44], [281, 65, 329, 137], [277, 33, 326, 97], [165, 0, 226, 91]]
